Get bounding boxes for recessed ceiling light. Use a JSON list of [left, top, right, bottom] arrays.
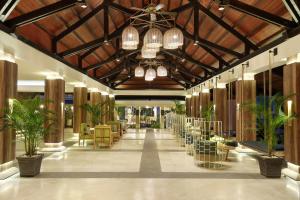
[[81, 4, 87, 8], [116, 58, 120, 62]]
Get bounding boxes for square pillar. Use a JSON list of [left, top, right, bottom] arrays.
[[284, 63, 300, 165], [0, 60, 17, 164], [236, 80, 256, 142]]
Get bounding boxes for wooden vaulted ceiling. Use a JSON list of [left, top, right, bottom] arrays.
[[1, 0, 298, 90]]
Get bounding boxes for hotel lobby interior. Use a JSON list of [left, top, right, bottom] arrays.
[[1, 0, 300, 199]]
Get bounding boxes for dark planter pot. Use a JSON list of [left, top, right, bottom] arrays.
[[257, 155, 283, 178], [16, 154, 44, 177]]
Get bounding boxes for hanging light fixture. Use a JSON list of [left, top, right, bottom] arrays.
[[163, 27, 183, 49], [135, 65, 144, 77], [157, 65, 167, 77], [122, 43, 138, 50], [122, 26, 139, 49], [145, 69, 154, 81], [141, 46, 157, 59], [144, 27, 163, 48], [145, 74, 154, 81], [145, 68, 156, 81]]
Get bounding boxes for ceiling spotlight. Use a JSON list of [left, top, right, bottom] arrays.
[[193, 40, 199, 46], [104, 40, 110, 45], [218, 6, 225, 11], [81, 4, 87, 8], [116, 58, 120, 62], [181, 58, 186, 63]]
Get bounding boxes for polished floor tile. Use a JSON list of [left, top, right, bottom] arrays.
[[0, 128, 298, 200]]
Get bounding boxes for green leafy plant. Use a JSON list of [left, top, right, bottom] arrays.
[[201, 103, 214, 121], [81, 101, 108, 126], [65, 104, 73, 120], [172, 100, 186, 114], [1, 97, 55, 157], [151, 121, 160, 129], [243, 93, 296, 156]]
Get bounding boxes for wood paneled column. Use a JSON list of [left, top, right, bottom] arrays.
[[213, 88, 228, 131], [236, 80, 256, 142], [199, 91, 210, 118], [44, 79, 65, 143], [191, 95, 196, 117], [89, 91, 101, 127], [101, 94, 109, 124], [109, 95, 115, 121], [0, 60, 17, 164], [284, 62, 300, 165], [73, 87, 87, 133], [185, 96, 191, 117]]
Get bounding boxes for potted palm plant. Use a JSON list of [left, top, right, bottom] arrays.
[[2, 97, 54, 177], [201, 103, 214, 121], [244, 93, 296, 178], [172, 100, 186, 114], [81, 101, 107, 126]]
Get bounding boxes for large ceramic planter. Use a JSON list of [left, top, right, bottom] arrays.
[[16, 154, 44, 177], [257, 155, 283, 178]]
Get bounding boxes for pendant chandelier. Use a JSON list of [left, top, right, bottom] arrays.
[[134, 60, 167, 81], [121, 3, 183, 57], [163, 27, 183, 49], [157, 65, 167, 77], [122, 25, 139, 49], [135, 65, 144, 77], [145, 68, 156, 81], [141, 46, 157, 59], [144, 27, 163, 48]]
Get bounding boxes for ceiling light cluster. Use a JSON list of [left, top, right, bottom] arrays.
[[121, 3, 183, 59], [134, 60, 167, 81]]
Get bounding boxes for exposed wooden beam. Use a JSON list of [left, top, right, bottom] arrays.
[[221, 0, 297, 28], [5, 0, 81, 27], [113, 74, 134, 88], [170, 2, 193, 12], [196, 2, 258, 50], [162, 49, 215, 73], [104, 0, 109, 42], [0, 0, 20, 22], [85, 49, 139, 71], [194, 1, 199, 43], [167, 75, 186, 88], [198, 44, 229, 66], [58, 20, 131, 57], [175, 24, 244, 58], [52, 2, 104, 43]]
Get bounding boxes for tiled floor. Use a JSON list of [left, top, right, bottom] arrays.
[[0, 129, 298, 200]]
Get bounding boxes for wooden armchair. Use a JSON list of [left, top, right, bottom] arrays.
[[107, 121, 121, 142], [79, 123, 93, 146], [94, 125, 112, 149]]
